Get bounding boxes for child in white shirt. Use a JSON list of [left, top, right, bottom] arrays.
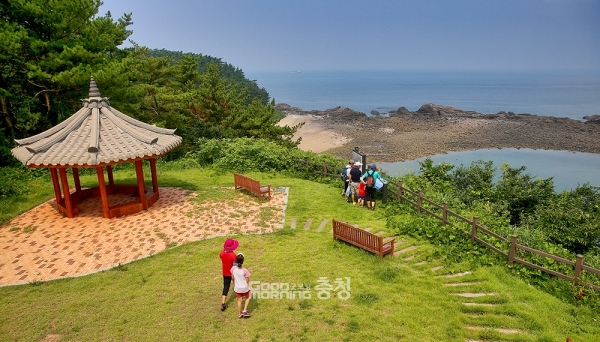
[[230, 253, 251, 318]]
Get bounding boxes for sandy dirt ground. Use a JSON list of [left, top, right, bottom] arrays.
[[278, 114, 350, 153], [0, 187, 288, 286]]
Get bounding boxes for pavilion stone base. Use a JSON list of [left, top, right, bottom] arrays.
[[56, 185, 160, 219]]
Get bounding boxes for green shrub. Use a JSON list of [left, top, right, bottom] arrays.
[[524, 184, 600, 254], [192, 137, 344, 183], [0, 166, 47, 197], [495, 163, 555, 225]]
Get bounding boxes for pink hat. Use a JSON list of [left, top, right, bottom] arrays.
[[223, 238, 239, 251]]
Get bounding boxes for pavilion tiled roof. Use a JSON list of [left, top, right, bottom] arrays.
[[11, 78, 182, 167]]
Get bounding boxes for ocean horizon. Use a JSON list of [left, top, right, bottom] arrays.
[[247, 69, 600, 120]]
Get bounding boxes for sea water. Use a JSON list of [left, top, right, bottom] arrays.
[[377, 149, 600, 193], [246, 70, 600, 190], [247, 70, 600, 120]]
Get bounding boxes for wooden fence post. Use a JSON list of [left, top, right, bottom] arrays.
[[417, 191, 423, 215], [574, 254, 584, 284], [305, 159, 310, 173], [442, 202, 448, 226], [471, 216, 478, 244], [397, 181, 403, 204], [508, 235, 517, 266], [323, 163, 327, 177]]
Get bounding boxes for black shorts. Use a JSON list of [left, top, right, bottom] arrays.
[[365, 186, 377, 201], [222, 276, 232, 296]]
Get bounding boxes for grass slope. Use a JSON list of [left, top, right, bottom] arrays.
[[0, 166, 598, 341]]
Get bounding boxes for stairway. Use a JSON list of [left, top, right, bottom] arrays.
[[285, 217, 532, 341]]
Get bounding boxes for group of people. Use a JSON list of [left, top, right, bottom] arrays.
[[219, 238, 252, 319], [342, 160, 382, 210]]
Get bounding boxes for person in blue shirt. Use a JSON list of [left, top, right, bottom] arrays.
[[361, 164, 381, 210]]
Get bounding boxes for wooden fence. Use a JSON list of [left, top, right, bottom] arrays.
[[293, 158, 340, 179], [387, 180, 600, 292], [291, 157, 600, 291]]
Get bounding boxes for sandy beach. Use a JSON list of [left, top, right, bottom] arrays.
[[277, 104, 600, 162], [278, 114, 350, 153]]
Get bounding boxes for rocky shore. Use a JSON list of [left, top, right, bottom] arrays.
[[276, 103, 600, 162]]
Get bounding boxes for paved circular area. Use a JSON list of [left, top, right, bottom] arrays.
[[0, 187, 288, 287]]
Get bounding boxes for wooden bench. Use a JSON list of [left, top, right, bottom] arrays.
[[234, 173, 271, 200], [332, 219, 395, 259]]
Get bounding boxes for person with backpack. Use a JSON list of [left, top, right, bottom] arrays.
[[361, 164, 381, 210], [341, 160, 354, 202]]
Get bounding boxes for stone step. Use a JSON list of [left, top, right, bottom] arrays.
[[431, 266, 445, 272], [462, 303, 496, 307], [404, 254, 420, 261], [414, 260, 428, 266], [316, 219, 328, 232], [290, 218, 297, 229], [303, 218, 313, 230], [465, 325, 521, 334], [442, 271, 471, 278], [443, 282, 481, 287], [454, 293, 497, 298], [394, 245, 419, 256], [374, 231, 385, 236]]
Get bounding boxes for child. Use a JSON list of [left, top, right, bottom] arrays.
[[357, 181, 366, 207], [230, 253, 251, 318]]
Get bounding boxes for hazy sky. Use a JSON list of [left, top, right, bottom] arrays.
[[99, 0, 600, 72]]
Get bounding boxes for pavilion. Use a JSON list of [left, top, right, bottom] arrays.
[[11, 78, 182, 218]]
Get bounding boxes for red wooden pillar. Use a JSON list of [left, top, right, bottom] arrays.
[[150, 158, 159, 194], [59, 168, 75, 218], [107, 165, 115, 186], [96, 167, 110, 218], [135, 160, 148, 209], [50, 168, 63, 206], [72, 168, 81, 192]]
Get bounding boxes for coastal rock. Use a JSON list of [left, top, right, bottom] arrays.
[[275, 103, 367, 120], [584, 114, 600, 123], [324, 106, 366, 119], [275, 103, 304, 113], [415, 103, 482, 116], [417, 103, 462, 116], [389, 106, 411, 116]]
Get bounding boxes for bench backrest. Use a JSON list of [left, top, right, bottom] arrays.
[[332, 219, 382, 251], [234, 173, 261, 191]]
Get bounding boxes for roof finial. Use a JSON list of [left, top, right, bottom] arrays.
[[89, 77, 101, 98]]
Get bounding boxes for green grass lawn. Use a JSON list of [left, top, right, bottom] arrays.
[[1, 166, 599, 341]]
